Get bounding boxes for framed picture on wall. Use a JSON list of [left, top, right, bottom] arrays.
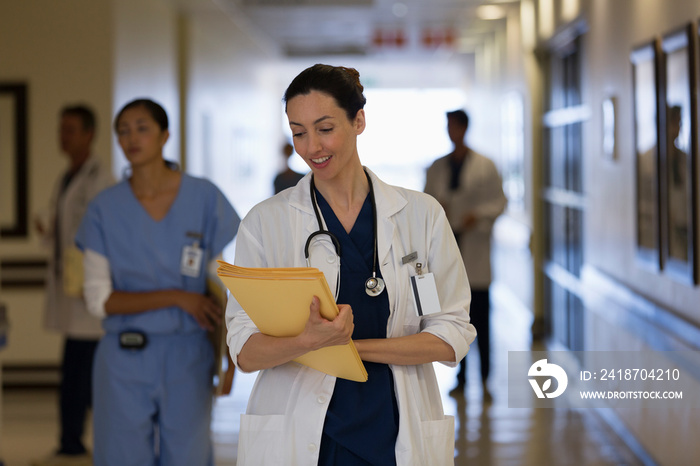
[[659, 23, 698, 284], [0, 83, 28, 238], [631, 39, 662, 270]]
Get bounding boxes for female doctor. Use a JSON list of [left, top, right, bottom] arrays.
[[226, 64, 476, 466]]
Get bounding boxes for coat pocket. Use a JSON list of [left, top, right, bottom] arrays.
[[420, 416, 455, 465], [238, 414, 285, 466]]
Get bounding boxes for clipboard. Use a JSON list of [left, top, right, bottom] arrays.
[[217, 261, 368, 382]]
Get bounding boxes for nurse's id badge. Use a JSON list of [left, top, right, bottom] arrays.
[[181, 243, 203, 277], [409, 264, 442, 316]]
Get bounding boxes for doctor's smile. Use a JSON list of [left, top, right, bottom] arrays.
[[311, 155, 332, 164]]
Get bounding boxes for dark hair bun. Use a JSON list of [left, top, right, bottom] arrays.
[[338, 66, 364, 93]]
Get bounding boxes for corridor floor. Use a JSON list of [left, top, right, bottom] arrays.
[[1, 281, 643, 466]]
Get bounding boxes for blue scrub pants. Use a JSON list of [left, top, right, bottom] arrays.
[[92, 332, 214, 466]]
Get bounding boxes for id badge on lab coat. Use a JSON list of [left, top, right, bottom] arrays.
[[181, 244, 203, 277], [410, 272, 442, 316]]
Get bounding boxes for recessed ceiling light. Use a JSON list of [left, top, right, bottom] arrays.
[[476, 5, 506, 20], [392, 2, 408, 18]]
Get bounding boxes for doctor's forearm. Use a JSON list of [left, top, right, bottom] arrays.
[[353, 333, 455, 365], [236, 332, 315, 372]]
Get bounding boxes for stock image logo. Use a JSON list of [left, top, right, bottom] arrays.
[[528, 359, 568, 399]]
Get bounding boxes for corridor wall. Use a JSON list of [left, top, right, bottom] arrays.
[[530, 0, 700, 463]]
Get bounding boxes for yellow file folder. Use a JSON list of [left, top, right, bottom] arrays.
[[217, 261, 368, 382]]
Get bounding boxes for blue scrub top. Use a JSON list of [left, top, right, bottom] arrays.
[[76, 173, 240, 335], [316, 189, 399, 466]]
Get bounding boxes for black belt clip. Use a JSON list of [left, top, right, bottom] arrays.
[[119, 330, 147, 350]]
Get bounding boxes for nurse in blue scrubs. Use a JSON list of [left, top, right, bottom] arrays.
[[76, 99, 240, 466]]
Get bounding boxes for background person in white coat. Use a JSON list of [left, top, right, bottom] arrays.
[[226, 63, 476, 465], [34, 104, 113, 466], [424, 109, 507, 400]]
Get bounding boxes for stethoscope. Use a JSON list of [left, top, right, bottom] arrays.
[[304, 170, 386, 298]]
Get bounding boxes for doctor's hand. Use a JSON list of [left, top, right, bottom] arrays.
[[299, 296, 354, 351], [177, 291, 221, 331]]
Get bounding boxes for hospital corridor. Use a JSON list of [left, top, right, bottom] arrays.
[[1, 229, 642, 465]]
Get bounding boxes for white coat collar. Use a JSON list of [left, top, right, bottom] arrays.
[[287, 172, 316, 239], [57, 155, 101, 200], [287, 171, 314, 217], [69, 154, 102, 182], [367, 167, 408, 266], [286, 167, 408, 262]]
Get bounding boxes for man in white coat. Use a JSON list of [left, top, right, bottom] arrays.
[[34, 105, 113, 466], [424, 109, 507, 400]]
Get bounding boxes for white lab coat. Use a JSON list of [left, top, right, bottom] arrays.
[[43, 155, 113, 338], [226, 168, 476, 466], [424, 150, 507, 289]]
